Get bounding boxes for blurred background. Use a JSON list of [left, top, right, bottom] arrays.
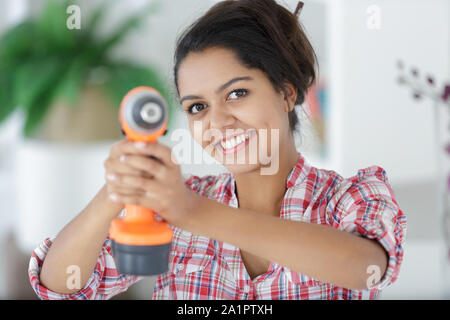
[[0, 0, 449, 299]]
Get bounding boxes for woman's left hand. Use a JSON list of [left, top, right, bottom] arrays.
[[106, 140, 200, 227]]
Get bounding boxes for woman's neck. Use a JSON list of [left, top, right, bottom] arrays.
[[234, 145, 299, 217]]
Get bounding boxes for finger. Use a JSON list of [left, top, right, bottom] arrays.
[[108, 177, 160, 200], [110, 139, 175, 168], [110, 138, 131, 158], [110, 139, 155, 160], [118, 154, 166, 180], [106, 172, 151, 186], [109, 191, 160, 210], [107, 185, 146, 196], [110, 173, 160, 192], [132, 141, 176, 168], [104, 157, 153, 178]]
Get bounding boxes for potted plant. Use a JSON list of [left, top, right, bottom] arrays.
[[0, 0, 173, 253]]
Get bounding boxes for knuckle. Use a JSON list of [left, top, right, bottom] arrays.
[[145, 158, 155, 172], [142, 171, 153, 179], [133, 169, 144, 177], [127, 175, 145, 188], [138, 177, 149, 189], [158, 165, 167, 177]]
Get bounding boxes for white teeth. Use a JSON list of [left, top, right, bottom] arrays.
[[220, 133, 249, 150]]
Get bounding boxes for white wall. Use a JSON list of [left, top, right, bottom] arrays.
[[337, 0, 449, 185]]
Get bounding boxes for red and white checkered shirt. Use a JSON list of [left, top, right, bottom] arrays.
[[28, 152, 407, 299]]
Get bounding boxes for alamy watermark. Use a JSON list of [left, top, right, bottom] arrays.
[[170, 121, 280, 175], [366, 264, 382, 289], [66, 5, 81, 30], [66, 265, 81, 290]]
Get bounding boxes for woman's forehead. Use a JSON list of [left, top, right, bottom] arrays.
[[177, 48, 262, 94], [181, 47, 241, 68]]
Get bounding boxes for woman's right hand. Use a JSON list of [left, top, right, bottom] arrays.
[[103, 139, 152, 210]]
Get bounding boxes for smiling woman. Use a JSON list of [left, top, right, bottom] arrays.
[[173, 0, 317, 177], [174, 0, 317, 134], [28, 0, 406, 301]]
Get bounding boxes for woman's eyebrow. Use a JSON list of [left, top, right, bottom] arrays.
[[179, 76, 253, 104]]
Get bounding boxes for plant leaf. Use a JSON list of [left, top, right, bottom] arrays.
[[12, 58, 66, 136], [0, 72, 15, 124], [13, 59, 60, 109], [53, 57, 86, 105], [23, 89, 58, 138], [90, 1, 161, 62], [82, 0, 108, 40], [35, 0, 78, 51], [0, 21, 35, 70]]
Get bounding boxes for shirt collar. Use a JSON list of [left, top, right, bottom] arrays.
[[285, 152, 310, 189]]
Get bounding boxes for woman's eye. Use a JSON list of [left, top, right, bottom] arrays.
[[186, 89, 247, 114], [228, 89, 248, 100], [188, 103, 205, 115]]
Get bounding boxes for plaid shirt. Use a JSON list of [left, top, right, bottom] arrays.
[[29, 152, 407, 299]]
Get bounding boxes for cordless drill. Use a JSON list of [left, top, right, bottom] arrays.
[[109, 86, 173, 275]]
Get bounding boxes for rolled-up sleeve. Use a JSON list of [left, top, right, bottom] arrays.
[[28, 237, 143, 300], [328, 166, 407, 290]]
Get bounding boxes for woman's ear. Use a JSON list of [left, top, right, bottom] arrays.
[[282, 82, 298, 113]]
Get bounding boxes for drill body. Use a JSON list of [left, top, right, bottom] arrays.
[[109, 86, 173, 276]]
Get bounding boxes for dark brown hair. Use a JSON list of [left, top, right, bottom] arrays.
[[173, 0, 318, 133]]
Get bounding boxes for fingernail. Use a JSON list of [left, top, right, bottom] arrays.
[[106, 173, 116, 181], [134, 142, 147, 149], [109, 193, 118, 201], [120, 155, 126, 162]]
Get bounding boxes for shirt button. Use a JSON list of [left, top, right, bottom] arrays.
[[176, 264, 184, 271], [243, 285, 250, 292]]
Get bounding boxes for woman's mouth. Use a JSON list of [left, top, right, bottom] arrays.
[[216, 130, 256, 155]]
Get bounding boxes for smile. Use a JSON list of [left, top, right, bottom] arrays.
[[216, 130, 256, 155]]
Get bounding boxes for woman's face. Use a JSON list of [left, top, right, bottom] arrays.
[[176, 47, 296, 175]]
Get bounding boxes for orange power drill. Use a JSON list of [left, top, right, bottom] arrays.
[[109, 86, 173, 275]]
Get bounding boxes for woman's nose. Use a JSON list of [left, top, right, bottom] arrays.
[[208, 103, 234, 129]]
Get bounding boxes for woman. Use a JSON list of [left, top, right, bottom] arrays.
[[29, 0, 406, 299]]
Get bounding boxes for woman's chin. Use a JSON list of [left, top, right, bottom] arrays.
[[223, 162, 261, 175], [212, 152, 261, 174]]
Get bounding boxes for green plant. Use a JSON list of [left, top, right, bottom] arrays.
[[0, 0, 173, 138]]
